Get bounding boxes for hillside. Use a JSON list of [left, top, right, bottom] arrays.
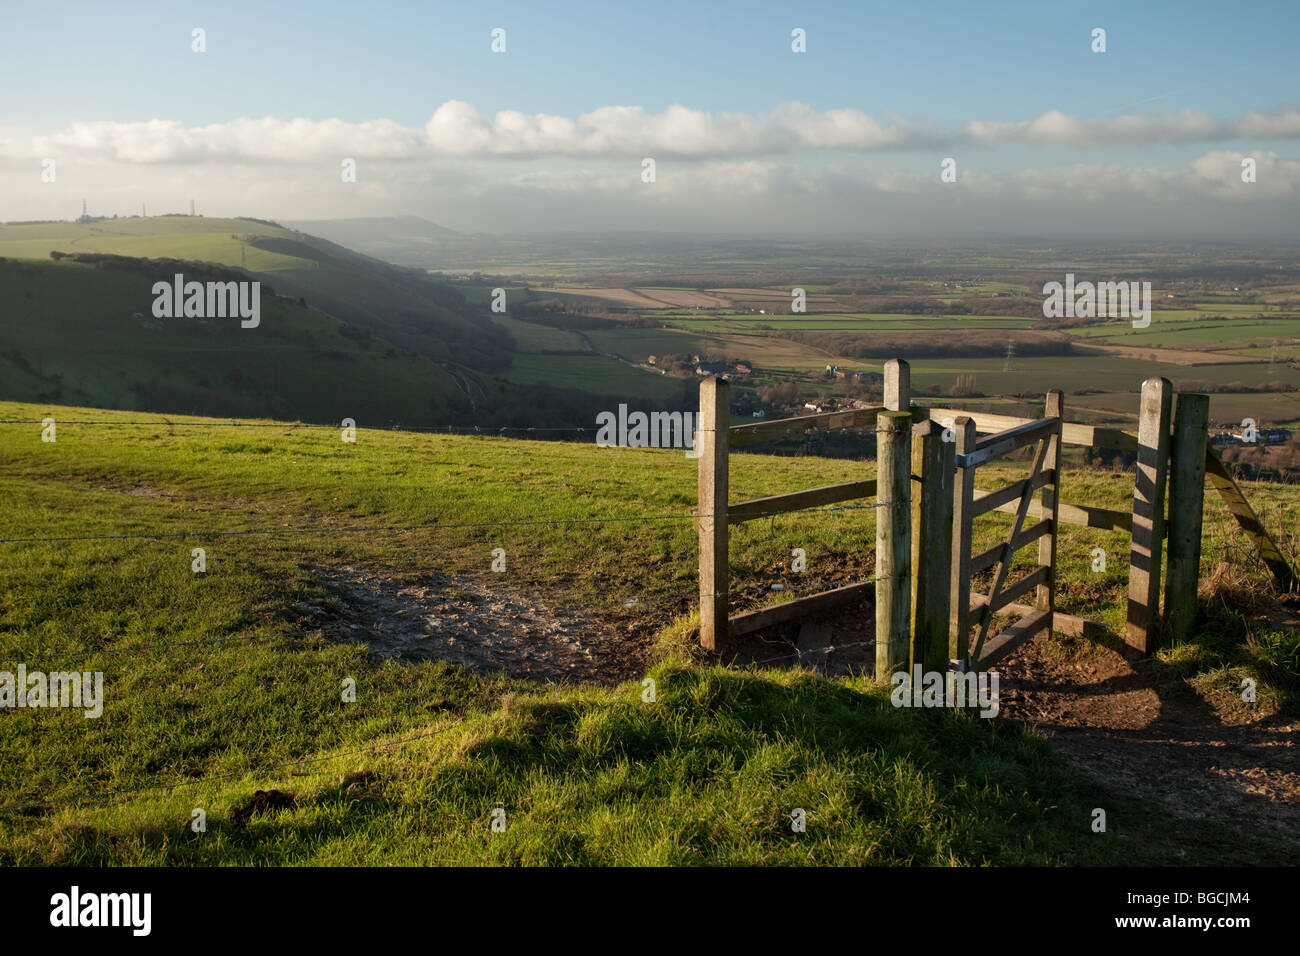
[[0, 217, 507, 373], [0, 217, 698, 424], [0, 256, 472, 422], [0, 400, 1295, 864], [283, 215, 507, 270]]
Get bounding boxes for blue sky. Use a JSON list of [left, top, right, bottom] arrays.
[[3, 0, 1293, 125], [2, 0, 1298, 234]]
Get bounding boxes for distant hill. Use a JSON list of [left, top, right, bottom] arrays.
[[282, 216, 474, 268], [286, 215, 461, 244]]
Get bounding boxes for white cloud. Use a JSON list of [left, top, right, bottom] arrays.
[[10, 103, 1296, 168], [966, 108, 1300, 147]]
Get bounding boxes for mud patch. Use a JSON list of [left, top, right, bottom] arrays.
[[996, 631, 1300, 859], [304, 565, 648, 685], [717, 593, 876, 676]]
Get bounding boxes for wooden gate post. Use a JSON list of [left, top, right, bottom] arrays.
[[876, 410, 913, 682], [1126, 377, 1173, 655], [697, 376, 730, 652], [1165, 393, 1210, 644], [912, 419, 953, 674], [884, 358, 911, 412], [949, 417, 977, 664]]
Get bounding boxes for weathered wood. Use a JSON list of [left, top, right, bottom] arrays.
[[974, 493, 1132, 532], [1126, 377, 1173, 654], [1204, 448, 1297, 591], [729, 480, 876, 523], [971, 434, 1052, 661], [728, 581, 874, 636], [1165, 394, 1209, 644], [977, 565, 1049, 614], [926, 407, 1138, 452], [974, 565, 1050, 616], [1002, 603, 1108, 640], [697, 377, 729, 652], [875, 411, 913, 683], [979, 607, 1052, 666], [884, 358, 911, 412], [949, 417, 978, 663], [970, 519, 1052, 574], [728, 407, 881, 448], [970, 469, 1055, 517], [960, 417, 1059, 465], [1038, 391, 1063, 622], [911, 420, 953, 674]]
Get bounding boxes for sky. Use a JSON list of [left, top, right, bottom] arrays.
[[2, 0, 1298, 237]]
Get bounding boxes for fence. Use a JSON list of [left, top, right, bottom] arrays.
[[696, 361, 1295, 675]]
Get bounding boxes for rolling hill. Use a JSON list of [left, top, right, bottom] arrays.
[[0, 216, 696, 425]]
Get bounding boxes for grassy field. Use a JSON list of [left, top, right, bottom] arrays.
[[1, 400, 1296, 864], [503, 354, 690, 402], [0, 218, 313, 271]]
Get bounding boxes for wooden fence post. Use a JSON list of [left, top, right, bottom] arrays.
[[1037, 391, 1063, 625], [697, 376, 729, 652], [1165, 393, 1210, 644], [876, 410, 913, 682], [912, 419, 953, 674], [949, 417, 977, 664], [1126, 377, 1173, 655], [884, 358, 911, 412]]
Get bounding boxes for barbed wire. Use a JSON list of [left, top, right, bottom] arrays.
[[0, 419, 895, 435], [0, 571, 894, 667], [0, 500, 895, 546], [0, 410, 903, 814], [738, 638, 877, 669], [2, 569, 895, 814]]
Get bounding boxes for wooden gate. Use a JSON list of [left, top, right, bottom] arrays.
[[949, 391, 1063, 669]]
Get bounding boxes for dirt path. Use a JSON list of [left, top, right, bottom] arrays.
[[302, 566, 654, 685], [995, 631, 1300, 861]]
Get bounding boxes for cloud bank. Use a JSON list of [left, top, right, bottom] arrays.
[[7, 103, 1300, 164]]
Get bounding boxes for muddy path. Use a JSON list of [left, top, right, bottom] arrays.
[[995, 631, 1300, 862], [297, 565, 663, 685]]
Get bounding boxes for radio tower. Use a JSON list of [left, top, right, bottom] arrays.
[[190, 199, 196, 217]]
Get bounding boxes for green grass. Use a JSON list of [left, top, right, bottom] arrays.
[[503, 354, 690, 402], [1, 401, 1296, 864], [0, 219, 510, 383], [0, 259, 468, 422], [0, 217, 309, 270]]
